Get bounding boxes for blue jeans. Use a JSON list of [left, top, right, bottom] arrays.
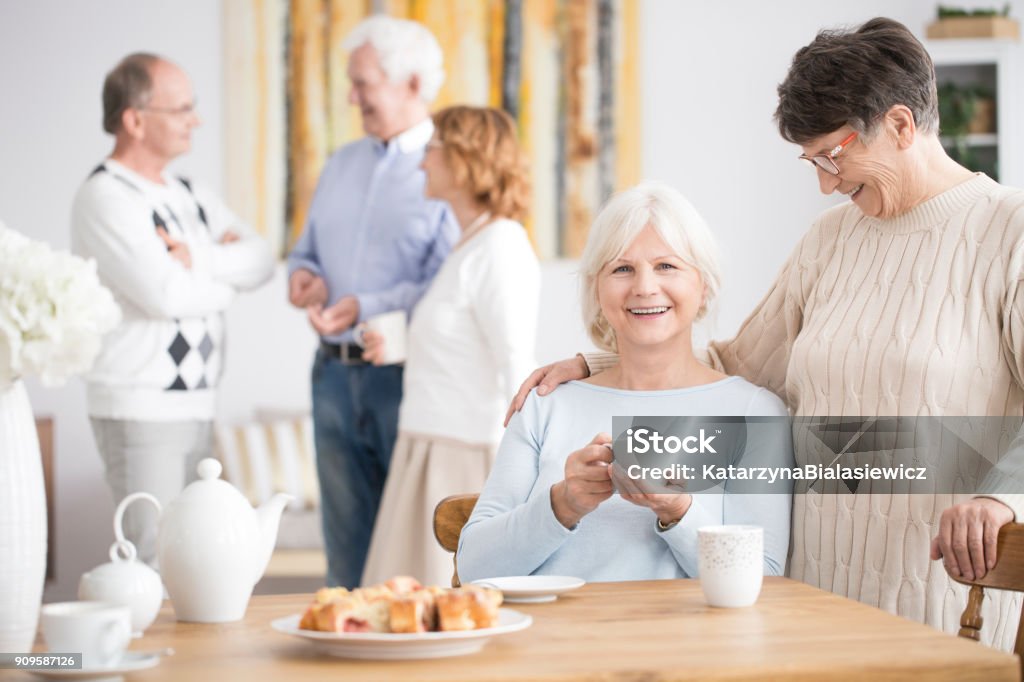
[[311, 349, 403, 587]]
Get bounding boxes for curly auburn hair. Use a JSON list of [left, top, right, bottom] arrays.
[[431, 106, 530, 222]]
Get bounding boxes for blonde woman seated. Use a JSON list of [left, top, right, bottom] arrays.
[[458, 183, 791, 582], [360, 106, 540, 586]]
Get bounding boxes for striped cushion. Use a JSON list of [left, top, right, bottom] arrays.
[[214, 416, 318, 511]]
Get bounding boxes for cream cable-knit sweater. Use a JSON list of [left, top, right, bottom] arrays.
[[589, 173, 1024, 648]]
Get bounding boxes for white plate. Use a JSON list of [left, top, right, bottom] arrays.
[[28, 652, 161, 679], [271, 608, 531, 660], [471, 576, 586, 603]]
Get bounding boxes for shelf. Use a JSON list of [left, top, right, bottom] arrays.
[[929, 39, 1015, 66], [925, 37, 1021, 186], [940, 133, 999, 147]]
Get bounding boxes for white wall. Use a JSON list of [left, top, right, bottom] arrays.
[[1, 0, 1020, 600], [0, 0, 229, 602]]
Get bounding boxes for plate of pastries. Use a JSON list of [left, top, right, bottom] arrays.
[[271, 576, 532, 659]]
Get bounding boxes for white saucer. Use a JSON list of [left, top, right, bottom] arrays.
[[29, 652, 161, 679], [472, 575, 586, 603]]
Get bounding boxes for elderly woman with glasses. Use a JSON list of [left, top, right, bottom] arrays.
[[457, 182, 793, 584], [507, 18, 1024, 648]]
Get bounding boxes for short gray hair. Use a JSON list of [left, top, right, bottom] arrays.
[[775, 17, 939, 144], [102, 53, 161, 134], [341, 15, 445, 103], [579, 182, 721, 353]]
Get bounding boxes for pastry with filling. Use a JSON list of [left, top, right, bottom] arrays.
[[436, 585, 503, 631], [298, 579, 501, 633], [390, 586, 445, 633]]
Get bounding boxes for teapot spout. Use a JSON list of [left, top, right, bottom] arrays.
[[253, 493, 294, 586]]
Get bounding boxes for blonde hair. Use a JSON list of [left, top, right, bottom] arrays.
[[432, 106, 530, 223], [579, 182, 721, 352]]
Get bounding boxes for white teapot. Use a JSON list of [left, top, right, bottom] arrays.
[[78, 495, 163, 636], [121, 458, 292, 623]]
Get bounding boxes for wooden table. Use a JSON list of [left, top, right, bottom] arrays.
[[13, 578, 1021, 681]]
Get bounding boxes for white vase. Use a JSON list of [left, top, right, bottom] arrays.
[[0, 379, 47, 652]]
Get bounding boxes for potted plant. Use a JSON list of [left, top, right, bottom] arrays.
[[938, 82, 998, 177], [927, 4, 1020, 39]]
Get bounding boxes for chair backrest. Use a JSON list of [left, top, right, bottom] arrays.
[[214, 415, 318, 511], [432, 494, 479, 587], [954, 522, 1024, 675]]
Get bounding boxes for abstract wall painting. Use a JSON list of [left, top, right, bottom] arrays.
[[223, 0, 639, 259]]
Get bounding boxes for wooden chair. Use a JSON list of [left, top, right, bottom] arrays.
[[432, 494, 479, 587], [953, 522, 1024, 676]]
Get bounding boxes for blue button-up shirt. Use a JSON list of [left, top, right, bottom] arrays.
[[287, 118, 458, 343]]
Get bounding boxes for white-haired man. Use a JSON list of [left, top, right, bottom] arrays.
[[287, 16, 458, 588], [72, 53, 274, 565]]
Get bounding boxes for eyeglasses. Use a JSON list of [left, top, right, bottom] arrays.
[[140, 101, 198, 117], [798, 131, 858, 175], [425, 139, 443, 150]]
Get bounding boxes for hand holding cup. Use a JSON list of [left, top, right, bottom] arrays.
[[353, 310, 407, 365], [610, 462, 692, 526], [550, 433, 614, 529], [358, 329, 387, 366]]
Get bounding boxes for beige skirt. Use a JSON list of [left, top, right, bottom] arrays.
[[362, 431, 496, 588]]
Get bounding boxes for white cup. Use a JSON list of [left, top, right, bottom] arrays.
[[354, 310, 407, 364], [40, 601, 131, 668], [697, 525, 764, 608]]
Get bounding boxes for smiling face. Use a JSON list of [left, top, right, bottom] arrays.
[[801, 123, 911, 219], [596, 225, 705, 356], [347, 43, 419, 141]]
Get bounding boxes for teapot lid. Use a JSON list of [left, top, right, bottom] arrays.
[[81, 538, 160, 589], [168, 457, 253, 517], [110, 539, 140, 564], [197, 458, 224, 481]]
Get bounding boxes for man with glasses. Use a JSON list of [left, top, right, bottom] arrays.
[[71, 53, 274, 566], [287, 16, 458, 588]]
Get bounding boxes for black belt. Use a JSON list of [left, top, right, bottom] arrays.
[[320, 341, 367, 365]]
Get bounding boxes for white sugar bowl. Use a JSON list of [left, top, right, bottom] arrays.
[[78, 495, 164, 636]]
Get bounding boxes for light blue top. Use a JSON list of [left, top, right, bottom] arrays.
[[457, 377, 793, 583], [286, 119, 459, 343]]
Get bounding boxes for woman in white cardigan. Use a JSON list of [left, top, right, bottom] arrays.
[[360, 106, 540, 586]]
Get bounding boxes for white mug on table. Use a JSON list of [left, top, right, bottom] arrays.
[[697, 525, 764, 608]]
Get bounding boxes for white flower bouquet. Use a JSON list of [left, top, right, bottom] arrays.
[[0, 222, 121, 388]]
